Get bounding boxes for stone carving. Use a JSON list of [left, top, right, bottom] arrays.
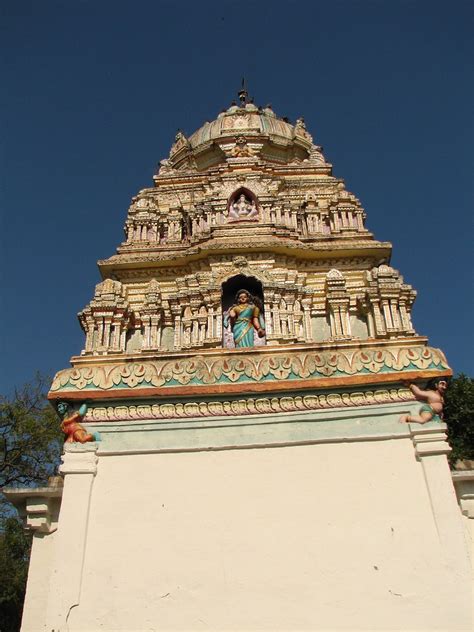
[[85, 388, 415, 422], [228, 193, 259, 221], [360, 265, 416, 338], [140, 279, 164, 351], [399, 377, 448, 424], [51, 345, 449, 393], [58, 402, 96, 443], [224, 290, 265, 348], [229, 137, 258, 158], [78, 279, 132, 355], [326, 269, 351, 340], [71, 100, 422, 362]]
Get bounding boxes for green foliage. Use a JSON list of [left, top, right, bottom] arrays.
[[444, 374, 474, 465], [0, 517, 31, 632], [0, 374, 63, 491], [0, 374, 63, 632]]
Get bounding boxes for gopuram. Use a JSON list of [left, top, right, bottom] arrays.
[[9, 90, 472, 631]]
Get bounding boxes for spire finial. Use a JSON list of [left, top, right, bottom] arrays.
[[238, 77, 248, 106]]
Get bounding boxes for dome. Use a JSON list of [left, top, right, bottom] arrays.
[[187, 103, 301, 149], [166, 94, 315, 170]]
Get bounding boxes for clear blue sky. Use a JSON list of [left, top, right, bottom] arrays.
[[1, 0, 473, 393]]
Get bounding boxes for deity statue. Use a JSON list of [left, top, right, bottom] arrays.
[[228, 194, 259, 221], [399, 377, 448, 424], [57, 402, 99, 443], [224, 289, 265, 348]]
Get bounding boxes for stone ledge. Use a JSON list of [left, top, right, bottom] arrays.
[[3, 482, 63, 533]]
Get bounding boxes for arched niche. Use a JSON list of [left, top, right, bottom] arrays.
[[227, 188, 259, 222], [221, 274, 265, 348]]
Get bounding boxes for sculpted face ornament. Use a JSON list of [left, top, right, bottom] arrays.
[[228, 193, 259, 222]]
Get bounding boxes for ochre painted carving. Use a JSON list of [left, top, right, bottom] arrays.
[[85, 387, 415, 422], [58, 402, 95, 443], [50, 345, 448, 393]]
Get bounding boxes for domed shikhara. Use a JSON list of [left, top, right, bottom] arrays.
[[164, 99, 321, 172], [69, 90, 434, 361], [102, 91, 392, 269]]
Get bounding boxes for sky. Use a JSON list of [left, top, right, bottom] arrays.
[[1, 0, 473, 394]]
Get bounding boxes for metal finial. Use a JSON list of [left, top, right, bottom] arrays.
[[238, 77, 248, 106]]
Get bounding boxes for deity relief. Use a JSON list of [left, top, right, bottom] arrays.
[[230, 137, 257, 158], [399, 377, 448, 424], [228, 193, 259, 222], [57, 402, 100, 443], [223, 289, 265, 348]]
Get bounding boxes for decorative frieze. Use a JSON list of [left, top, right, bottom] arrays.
[[51, 343, 449, 394], [84, 387, 415, 422]]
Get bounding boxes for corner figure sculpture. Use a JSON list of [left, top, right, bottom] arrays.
[[228, 194, 259, 221], [399, 377, 448, 424], [224, 289, 265, 348], [57, 401, 99, 443]]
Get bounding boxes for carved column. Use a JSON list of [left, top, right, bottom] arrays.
[[271, 294, 282, 337], [302, 298, 313, 341], [390, 300, 401, 330], [171, 305, 182, 350], [372, 301, 386, 336], [207, 306, 214, 340], [215, 304, 223, 341], [382, 299, 393, 330]]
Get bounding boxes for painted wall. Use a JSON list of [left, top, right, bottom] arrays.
[[28, 435, 471, 631]]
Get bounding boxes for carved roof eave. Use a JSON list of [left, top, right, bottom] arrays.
[[166, 133, 316, 173], [97, 240, 392, 277], [48, 337, 451, 405], [152, 161, 334, 186]]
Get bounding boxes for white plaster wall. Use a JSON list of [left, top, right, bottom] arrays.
[[63, 440, 471, 631], [20, 531, 57, 630]]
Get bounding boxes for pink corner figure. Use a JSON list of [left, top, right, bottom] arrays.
[[58, 402, 96, 443], [399, 377, 448, 424]]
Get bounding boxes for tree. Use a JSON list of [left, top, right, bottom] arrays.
[[0, 374, 63, 493], [0, 374, 63, 632], [444, 373, 474, 466], [0, 517, 32, 632]]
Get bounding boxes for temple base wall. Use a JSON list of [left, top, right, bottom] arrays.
[[20, 414, 472, 632]]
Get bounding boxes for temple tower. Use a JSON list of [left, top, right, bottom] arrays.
[[11, 93, 472, 631]]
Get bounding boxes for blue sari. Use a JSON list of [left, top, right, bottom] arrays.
[[224, 303, 263, 348]]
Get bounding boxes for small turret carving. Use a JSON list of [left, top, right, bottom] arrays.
[[79, 279, 132, 355], [360, 265, 416, 338], [140, 280, 164, 352]]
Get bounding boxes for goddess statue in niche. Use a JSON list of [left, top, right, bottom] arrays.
[[224, 289, 265, 348], [228, 193, 259, 221]]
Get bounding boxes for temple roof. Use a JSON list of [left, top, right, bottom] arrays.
[[187, 103, 307, 150], [165, 89, 315, 171]]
